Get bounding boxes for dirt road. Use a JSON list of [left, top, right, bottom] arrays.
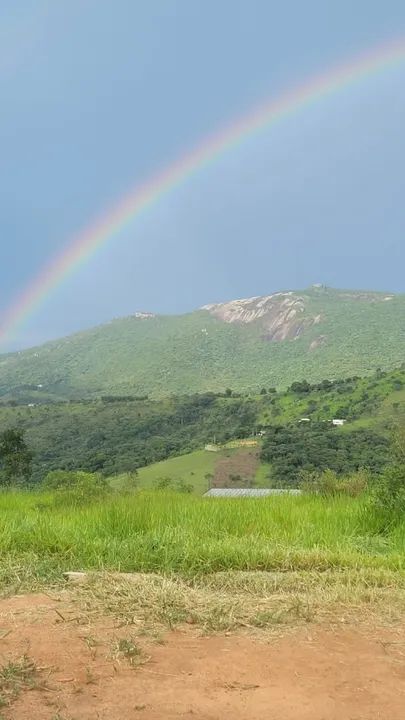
[[1, 593, 404, 719]]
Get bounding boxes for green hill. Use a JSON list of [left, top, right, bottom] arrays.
[[1, 286, 405, 400]]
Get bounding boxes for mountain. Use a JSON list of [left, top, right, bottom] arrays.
[[1, 286, 405, 400]]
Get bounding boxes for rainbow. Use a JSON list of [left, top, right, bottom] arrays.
[[1, 36, 405, 349]]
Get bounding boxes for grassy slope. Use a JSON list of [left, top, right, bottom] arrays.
[[1, 287, 405, 399], [132, 450, 216, 494], [259, 369, 405, 426]]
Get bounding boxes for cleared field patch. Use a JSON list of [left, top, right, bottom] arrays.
[[135, 446, 269, 493], [212, 448, 260, 487]]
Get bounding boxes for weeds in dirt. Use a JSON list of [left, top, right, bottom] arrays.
[[112, 637, 148, 667], [84, 668, 97, 685], [81, 634, 100, 659], [0, 655, 41, 709]]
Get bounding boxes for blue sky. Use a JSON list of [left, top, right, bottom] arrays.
[[1, 0, 405, 349]]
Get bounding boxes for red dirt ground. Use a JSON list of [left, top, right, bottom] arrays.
[[1, 593, 405, 720], [213, 449, 259, 487]]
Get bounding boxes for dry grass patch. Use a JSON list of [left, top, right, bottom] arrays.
[[68, 568, 405, 635]]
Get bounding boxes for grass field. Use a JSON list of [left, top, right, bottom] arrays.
[[1, 489, 405, 597], [135, 450, 216, 494]]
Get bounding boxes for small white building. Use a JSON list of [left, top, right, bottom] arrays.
[[205, 444, 220, 452], [332, 419, 346, 427]]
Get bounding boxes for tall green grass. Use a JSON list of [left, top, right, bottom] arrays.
[[1, 490, 404, 592]]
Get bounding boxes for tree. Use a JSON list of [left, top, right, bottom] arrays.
[[289, 380, 312, 394], [260, 423, 388, 486], [369, 464, 405, 531], [205, 472, 214, 490], [0, 428, 33, 486]]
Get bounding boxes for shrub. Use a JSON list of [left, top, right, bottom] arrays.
[[0, 428, 33, 487], [367, 464, 405, 532], [113, 471, 138, 494], [301, 468, 369, 497], [175, 479, 193, 494], [42, 470, 82, 491], [154, 476, 173, 490], [42, 470, 110, 507], [154, 476, 193, 493]]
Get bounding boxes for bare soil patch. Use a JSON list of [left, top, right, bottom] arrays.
[[1, 591, 405, 720], [213, 448, 259, 487]]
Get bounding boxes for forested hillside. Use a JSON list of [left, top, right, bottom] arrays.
[[1, 366, 404, 484], [1, 286, 405, 400]]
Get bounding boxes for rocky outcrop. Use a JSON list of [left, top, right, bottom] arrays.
[[202, 293, 322, 342]]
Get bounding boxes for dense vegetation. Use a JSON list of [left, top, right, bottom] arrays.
[[0, 370, 405, 484], [0, 394, 256, 482], [2, 287, 405, 400], [0, 366, 404, 485], [261, 424, 389, 486]]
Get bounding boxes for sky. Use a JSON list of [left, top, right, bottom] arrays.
[[1, 0, 405, 350]]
